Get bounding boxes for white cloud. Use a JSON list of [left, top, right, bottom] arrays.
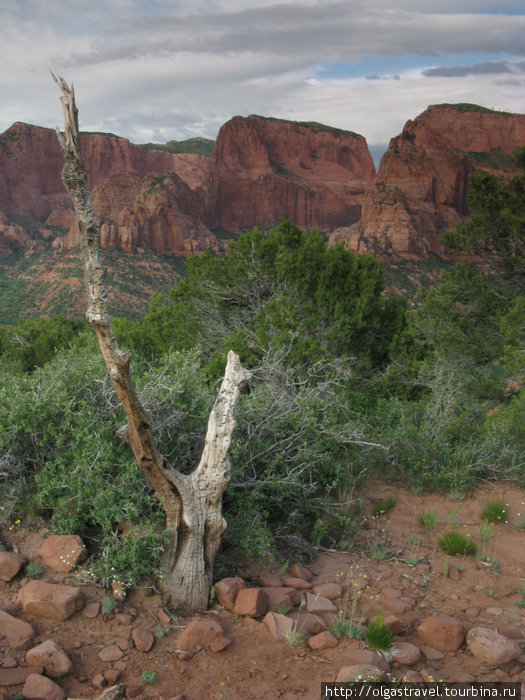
[[1, 1, 524, 148]]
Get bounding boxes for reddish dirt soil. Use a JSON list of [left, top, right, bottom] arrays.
[[1, 479, 524, 699]]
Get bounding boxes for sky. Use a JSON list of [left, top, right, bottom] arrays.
[[2, 0, 525, 163]]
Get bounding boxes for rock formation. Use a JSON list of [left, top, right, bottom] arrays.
[[0, 122, 210, 256], [65, 171, 217, 256], [204, 115, 376, 232], [332, 104, 525, 256]]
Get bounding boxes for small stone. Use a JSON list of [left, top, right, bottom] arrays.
[[115, 612, 133, 625], [92, 674, 108, 689], [403, 671, 424, 682], [26, 640, 73, 677], [290, 564, 315, 581], [312, 583, 340, 600], [157, 608, 171, 624], [420, 668, 443, 684], [214, 577, 246, 610], [17, 580, 83, 620], [0, 658, 17, 668], [282, 576, 313, 590], [258, 574, 283, 588], [0, 552, 26, 581], [116, 638, 131, 651], [22, 673, 66, 700], [393, 642, 421, 666], [307, 631, 338, 650], [82, 601, 101, 618], [467, 627, 520, 665], [417, 616, 464, 652], [132, 627, 154, 652], [305, 592, 337, 614], [382, 597, 413, 615], [232, 588, 269, 617], [263, 612, 295, 640], [0, 667, 44, 687], [126, 685, 142, 697], [485, 607, 503, 616], [384, 615, 402, 634], [259, 587, 294, 613], [419, 645, 445, 661], [103, 668, 122, 684], [37, 534, 87, 573], [0, 609, 35, 650], [288, 611, 326, 635], [177, 619, 231, 653], [98, 645, 124, 662], [499, 626, 524, 641]]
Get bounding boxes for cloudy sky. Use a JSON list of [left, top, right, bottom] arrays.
[[2, 0, 525, 162]]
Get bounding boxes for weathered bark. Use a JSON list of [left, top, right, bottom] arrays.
[[52, 75, 251, 613]]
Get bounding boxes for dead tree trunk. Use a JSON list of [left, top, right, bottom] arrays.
[[52, 75, 251, 613]]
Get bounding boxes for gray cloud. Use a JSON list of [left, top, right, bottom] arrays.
[[422, 60, 523, 77], [1, 1, 525, 148]]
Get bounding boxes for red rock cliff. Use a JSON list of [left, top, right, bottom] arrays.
[[0, 122, 210, 254], [204, 115, 376, 232], [65, 170, 218, 256], [337, 105, 525, 257]]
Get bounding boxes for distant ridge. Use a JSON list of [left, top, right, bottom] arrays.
[[139, 137, 215, 157]]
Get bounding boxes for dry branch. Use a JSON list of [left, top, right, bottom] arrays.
[[53, 75, 251, 613]]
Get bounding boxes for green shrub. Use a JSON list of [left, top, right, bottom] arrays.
[[140, 671, 158, 685], [480, 499, 509, 523], [439, 530, 477, 556], [366, 613, 395, 653], [371, 496, 397, 517], [417, 510, 438, 530]]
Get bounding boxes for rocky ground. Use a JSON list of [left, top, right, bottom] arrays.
[[1, 478, 524, 700]]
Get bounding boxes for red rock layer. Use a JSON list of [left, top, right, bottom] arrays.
[[0, 122, 210, 255], [338, 105, 525, 257], [204, 115, 376, 232], [65, 171, 218, 256]]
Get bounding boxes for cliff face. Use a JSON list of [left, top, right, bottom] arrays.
[[336, 105, 525, 256], [205, 115, 376, 232], [0, 122, 211, 256], [65, 171, 218, 256]]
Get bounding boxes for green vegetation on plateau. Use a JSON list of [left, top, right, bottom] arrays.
[[138, 137, 215, 156]]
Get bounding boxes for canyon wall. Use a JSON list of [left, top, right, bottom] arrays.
[[205, 115, 376, 232], [331, 105, 525, 257]]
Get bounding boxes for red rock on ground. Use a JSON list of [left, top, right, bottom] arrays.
[[393, 641, 421, 666], [289, 564, 315, 582], [214, 576, 246, 610], [0, 551, 26, 581], [307, 631, 338, 650], [305, 592, 337, 614], [312, 583, 341, 600], [17, 580, 83, 620], [288, 611, 327, 635], [0, 666, 44, 686], [132, 627, 155, 653], [22, 673, 66, 700], [417, 616, 465, 652], [37, 534, 87, 573], [282, 576, 313, 590], [177, 619, 232, 653], [466, 627, 521, 665], [263, 612, 295, 641], [0, 609, 35, 650], [26, 640, 73, 676], [232, 588, 269, 617]]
